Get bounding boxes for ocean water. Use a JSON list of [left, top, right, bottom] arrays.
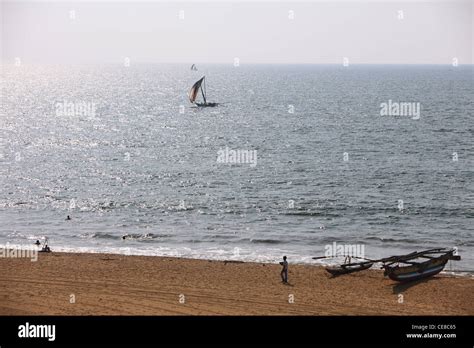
[[1, 64, 473, 270]]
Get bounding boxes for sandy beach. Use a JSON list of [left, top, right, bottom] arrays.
[[0, 252, 472, 315]]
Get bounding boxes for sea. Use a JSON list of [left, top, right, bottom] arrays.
[[1, 64, 473, 271]]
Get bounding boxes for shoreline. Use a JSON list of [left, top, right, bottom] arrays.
[[1, 245, 473, 277], [57, 250, 474, 278], [1, 251, 473, 315]]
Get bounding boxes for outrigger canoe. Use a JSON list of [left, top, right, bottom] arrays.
[[315, 248, 461, 282], [382, 248, 461, 282]]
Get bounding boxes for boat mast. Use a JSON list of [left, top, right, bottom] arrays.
[[201, 77, 207, 104]]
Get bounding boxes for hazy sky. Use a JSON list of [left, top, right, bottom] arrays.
[[1, 0, 472, 64]]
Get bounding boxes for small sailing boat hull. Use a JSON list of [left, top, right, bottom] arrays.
[[383, 253, 460, 283], [196, 102, 219, 107]]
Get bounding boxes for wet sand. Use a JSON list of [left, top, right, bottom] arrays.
[[0, 252, 472, 315]]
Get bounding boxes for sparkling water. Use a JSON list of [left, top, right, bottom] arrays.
[[1, 64, 473, 269]]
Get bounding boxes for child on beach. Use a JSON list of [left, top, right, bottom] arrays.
[[280, 256, 288, 283]]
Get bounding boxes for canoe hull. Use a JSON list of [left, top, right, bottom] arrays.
[[384, 252, 460, 282], [326, 262, 373, 276], [385, 260, 448, 282]]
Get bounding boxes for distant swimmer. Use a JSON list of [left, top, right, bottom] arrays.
[[280, 256, 288, 284], [66, 215, 71, 220], [34, 240, 41, 246]]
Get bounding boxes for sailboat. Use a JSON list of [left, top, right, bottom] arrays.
[[191, 64, 198, 71], [188, 76, 218, 107]]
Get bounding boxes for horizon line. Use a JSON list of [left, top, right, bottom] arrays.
[[2, 62, 473, 66]]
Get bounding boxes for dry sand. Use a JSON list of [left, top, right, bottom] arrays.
[[0, 252, 472, 315]]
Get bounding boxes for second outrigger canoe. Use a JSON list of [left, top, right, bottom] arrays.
[[382, 248, 461, 282]]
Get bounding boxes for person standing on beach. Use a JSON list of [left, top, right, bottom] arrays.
[[280, 256, 288, 283]]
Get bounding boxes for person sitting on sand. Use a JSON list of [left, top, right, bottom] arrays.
[[280, 256, 288, 283], [40, 237, 51, 252]]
